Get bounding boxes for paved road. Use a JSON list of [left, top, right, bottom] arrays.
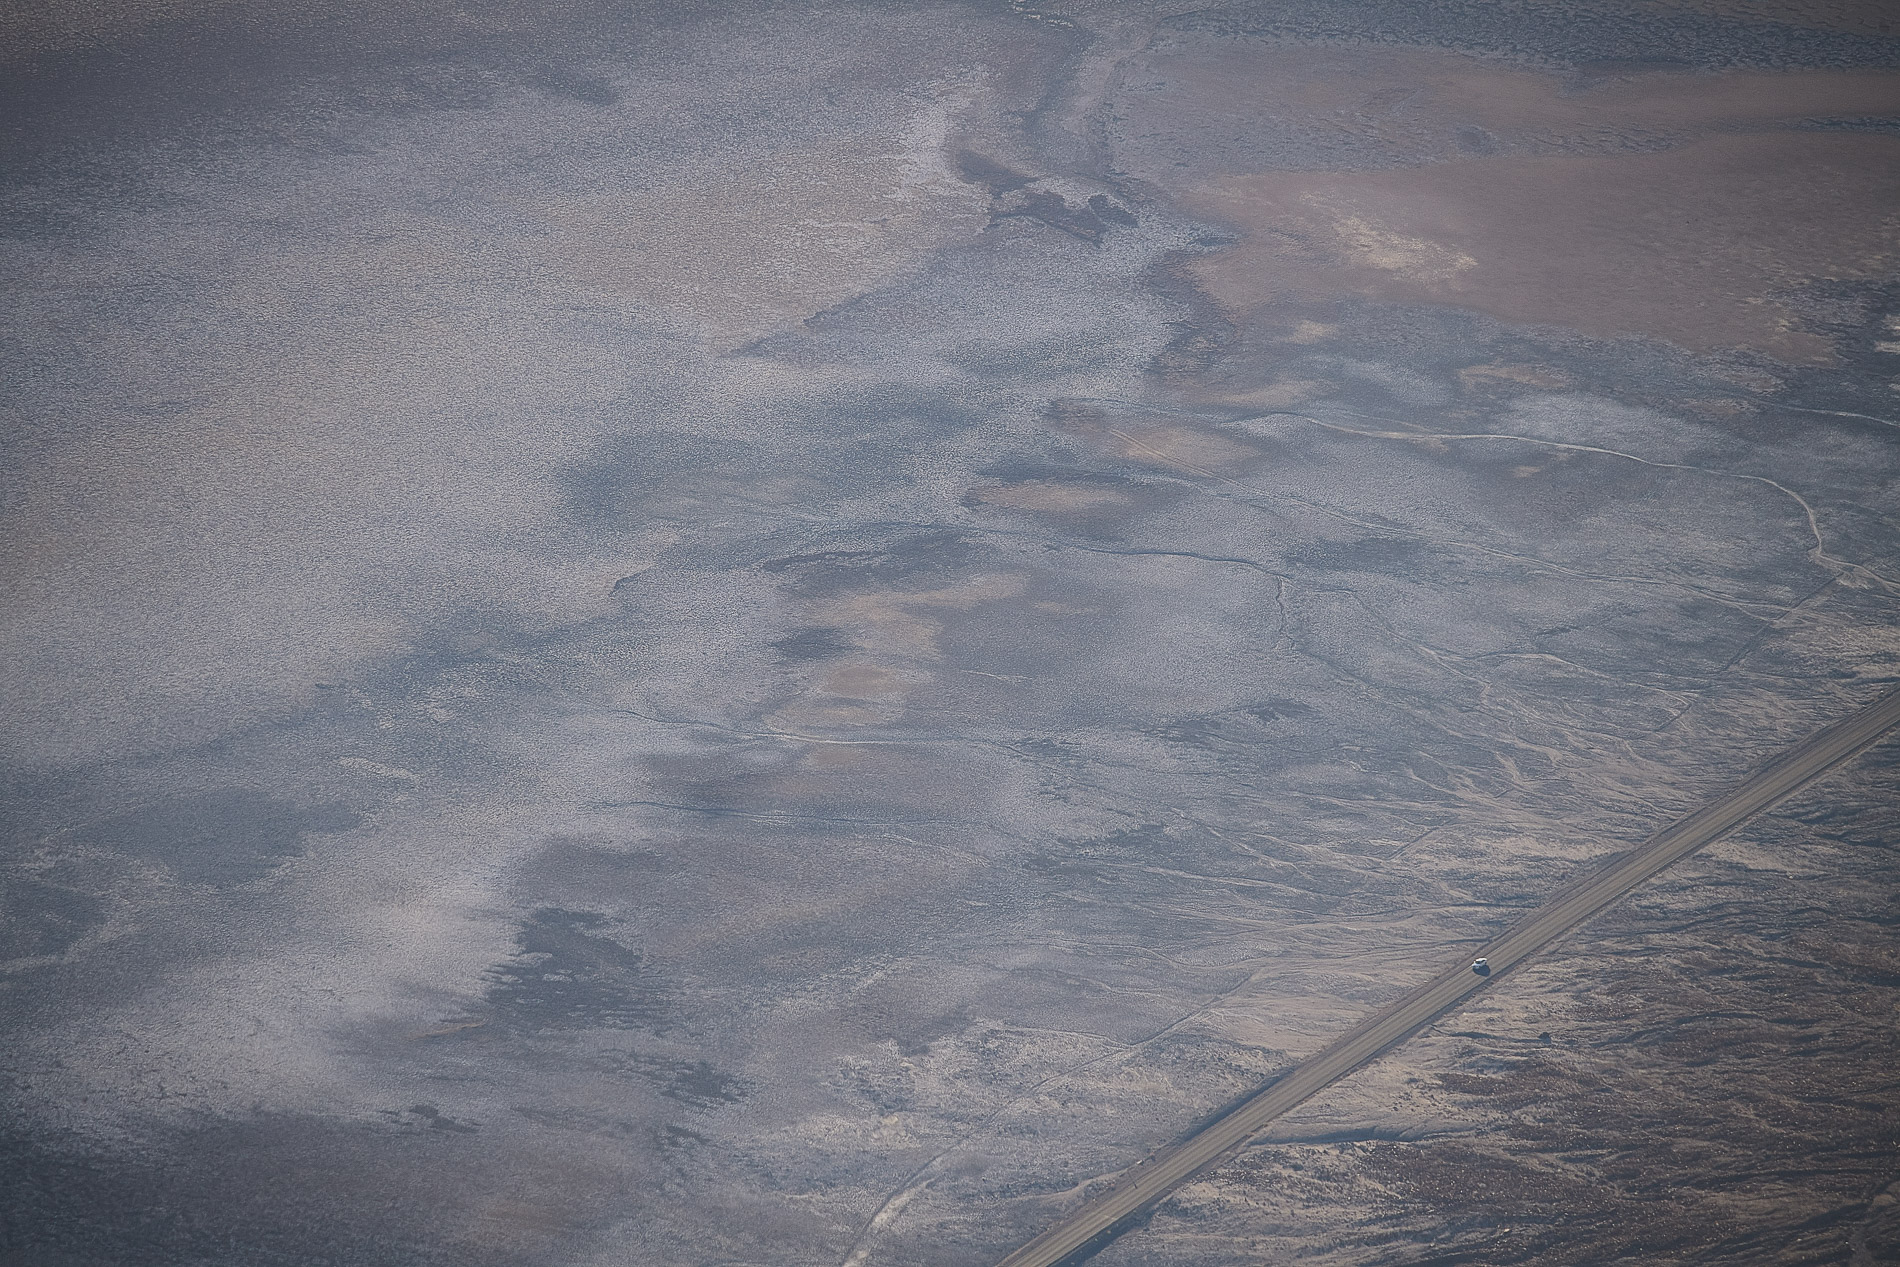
[[995, 686, 1900, 1267]]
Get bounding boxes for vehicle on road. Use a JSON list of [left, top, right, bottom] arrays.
[[992, 688, 1900, 1267]]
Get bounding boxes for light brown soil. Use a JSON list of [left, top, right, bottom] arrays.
[[1117, 45, 1900, 359], [1188, 129, 1899, 360]]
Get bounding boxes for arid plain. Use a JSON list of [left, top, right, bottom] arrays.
[[3, 2, 1899, 1265]]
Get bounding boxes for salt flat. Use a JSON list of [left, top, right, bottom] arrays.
[[3, 3, 1898, 1264]]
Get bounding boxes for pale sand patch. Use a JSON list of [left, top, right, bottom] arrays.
[[338, 756, 420, 782], [769, 577, 1027, 732], [1042, 402, 1267, 475], [1119, 45, 1900, 359], [1457, 363, 1575, 393], [818, 574, 1030, 659], [764, 701, 887, 731], [1186, 131, 1900, 360], [795, 742, 880, 770], [1108, 423, 1262, 474], [822, 663, 912, 701], [1281, 320, 1337, 345], [1209, 378, 1334, 409], [1328, 211, 1478, 285], [516, 131, 991, 351]]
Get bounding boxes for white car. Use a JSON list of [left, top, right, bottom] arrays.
[[1471, 957, 1491, 975]]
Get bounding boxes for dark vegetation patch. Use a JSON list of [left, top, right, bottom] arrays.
[[1289, 535, 1434, 576], [993, 189, 1117, 242], [1245, 697, 1314, 723], [0, 877, 105, 959], [515, 838, 678, 902], [596, 1052, 743, 1108], [380, 1104, 480, 1134], [531, 66, 620, 106], [954, 150, 1137, 242], [1165, 1, 1900, 72], [773, 626, 858, 661], [1793, 114, 1900, 132], [0, 1116, 526, 1267], [761, 531, 979, 591], [955, 149, 1034, 193], [484, 908, 667, 1032], [842, 990, 974, 1057], [1145, 248, 1238, 383], [84, 791, 359, 888]]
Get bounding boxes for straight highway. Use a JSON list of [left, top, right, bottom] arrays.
[[995, 686, 1900, 1267]]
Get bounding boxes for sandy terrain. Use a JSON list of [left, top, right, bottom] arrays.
[[3, 3, 1897, 1266]]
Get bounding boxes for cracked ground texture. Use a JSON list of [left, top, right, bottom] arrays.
[[2, 2, 1898, 1265]]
